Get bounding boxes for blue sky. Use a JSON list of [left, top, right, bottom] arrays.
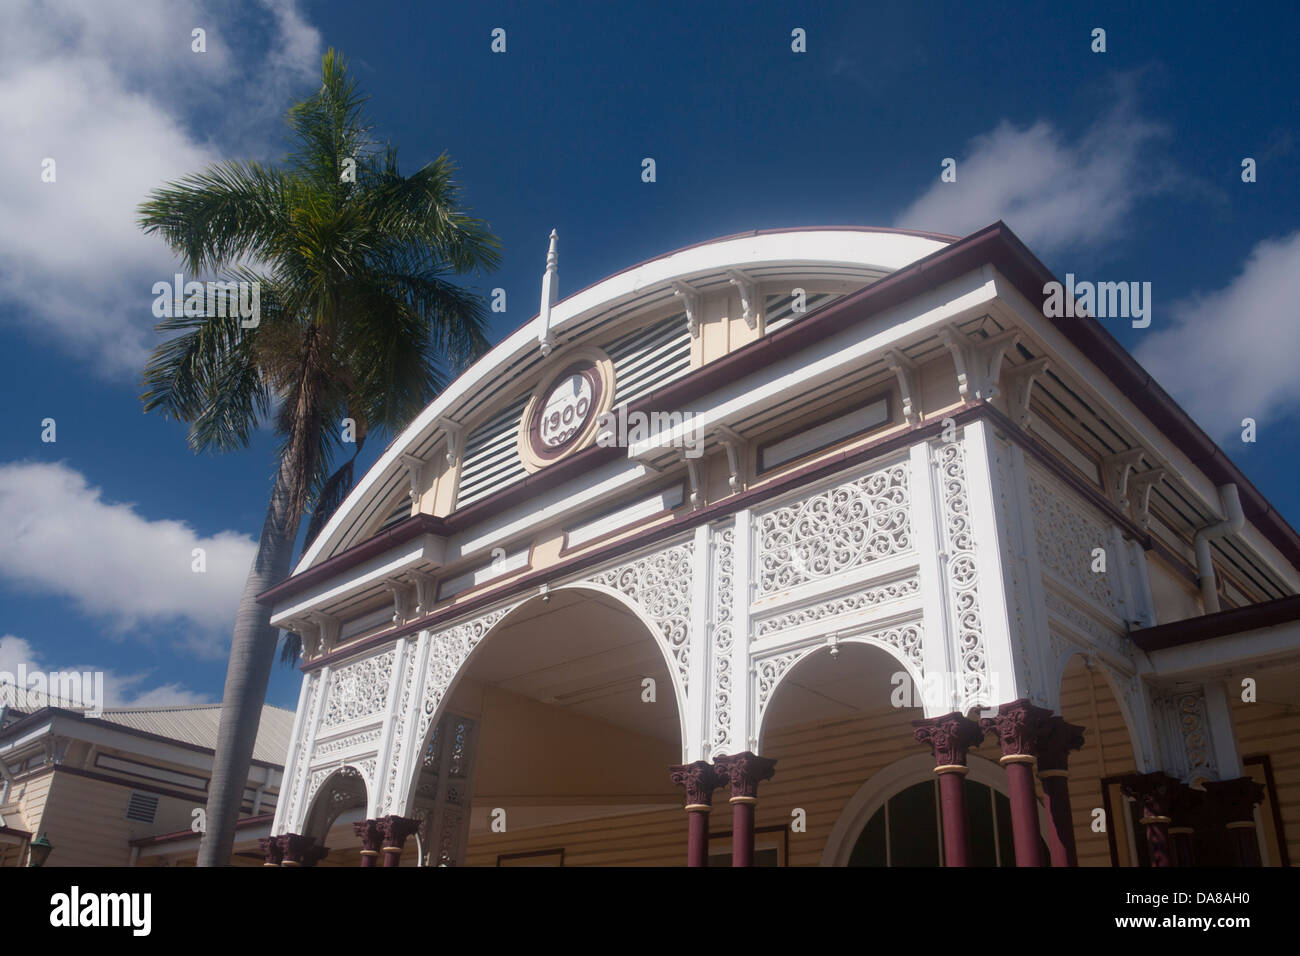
[[1, 0, 1297, 710]]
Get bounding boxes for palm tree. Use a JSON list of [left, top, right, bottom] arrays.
[[138, 49, 500, 865]]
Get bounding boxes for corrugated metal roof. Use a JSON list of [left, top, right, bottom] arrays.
[[95, 704, 296, 765]]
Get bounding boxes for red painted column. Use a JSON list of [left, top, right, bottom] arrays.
[[713, 752, 777, 867], [376, 815, 420, 867], [353, 819, 382, 868], [1036, 715, 1085, 867], [1120, 772, 1179, 867], [912, 712, 983, 868], [981, 700, 1051, 867], [1205, 777, 1266, 867], [1167, 786, 1203, 868], [670, 761, 723, 867]]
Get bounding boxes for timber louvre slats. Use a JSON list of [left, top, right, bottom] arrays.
[[456, 395, 530, 508]]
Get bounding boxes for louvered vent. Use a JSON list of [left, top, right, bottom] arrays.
[[455, 394, 530, 508], [608, 313, 691, 407], [125, 791, 159, 823], [376, 496, 411, 532], [764, 292, 843, 333]]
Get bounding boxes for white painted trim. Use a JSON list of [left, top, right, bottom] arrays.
[[732, 509, 754, 754], [687, 524, 711, 762], [299, 230, 950, 570]]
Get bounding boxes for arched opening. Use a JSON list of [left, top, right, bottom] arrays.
[[755, 640, 926, 866], [301, 766, 368, 865], [1059, 653, 1140, 866], [406, 586, 685, 866], [847, 774, 1016, 866]]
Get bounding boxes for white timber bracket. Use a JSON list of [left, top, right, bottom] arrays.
[[715, 424, 746, 494], [303, 611, 340, 659], [1103, 448, 1147, 513], [400, 453, 426, 503], [436, 417, 463, 467], [942, 326, 1020, 401], [681, 450, 705, 509], [408, 570, 437, 616], [727, 269, 759, 330], [1001, 356, 1050, 428], [885, 349, 921, 425], [1127, 468, 1167, 531], [673, 281, 703, 338], [385, 577, 416, 625]]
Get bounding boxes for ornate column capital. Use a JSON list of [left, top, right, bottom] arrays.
[[979, 699, 1053, 761], [1203, 776, 1266, 825], [713, 752, 777, 801], [278, 833, 317, 866], [670, 760, 724, 809], [354, 819, 383, 857], [912, 711, 983, 769], [376, 814, 421, 851], [258, 835, 285, 866], [1120, 771, 1182, 823], [1035, 715, 1086, 773]]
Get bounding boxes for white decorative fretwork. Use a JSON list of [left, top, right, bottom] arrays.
[[590, 539, 695, 694], [282, 673, 322, 832], [754, 575, 920, 637], [1043, 590, 1132, 662], [313, 727, 382, 760], [397, 606, 515, 812], [1028, 471, 1121, 616], [755, 460, 911, 596], [935, 440, 989, 710], [321, 650, 395, 730], [380, 639, 426, 813], [709, 526, 735, 755]]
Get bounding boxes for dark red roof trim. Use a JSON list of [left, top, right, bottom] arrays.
[[1130, 593, 1300, 652]]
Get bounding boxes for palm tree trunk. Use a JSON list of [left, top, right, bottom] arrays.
[[198, 447, 306, 865]]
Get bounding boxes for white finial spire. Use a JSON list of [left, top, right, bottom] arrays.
[[538, 229, 559, 356]]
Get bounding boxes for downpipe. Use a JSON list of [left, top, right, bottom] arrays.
[[1193, 483, 1243, 614]]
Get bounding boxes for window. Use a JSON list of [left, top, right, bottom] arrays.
[[847, 779, 1035, 867]]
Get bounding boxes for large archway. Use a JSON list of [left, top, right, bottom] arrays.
[[403, 586, 685, 866], [754, 641, 926, 866]]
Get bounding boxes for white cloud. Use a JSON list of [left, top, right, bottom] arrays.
[[893, 92, 1171, 255], [0, 633, 212, 709], [0, 462, 257, 651], [0, 0, 321, 376], [1134, 231, 1300, 441]]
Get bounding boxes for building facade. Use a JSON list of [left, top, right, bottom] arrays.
[[256, 224, 1300, 867], [0, 697, 293, 866]]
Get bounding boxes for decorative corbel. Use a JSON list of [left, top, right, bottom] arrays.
[[400, 453, 426, 502], [436, 417, 463, 467], [673, 281, 702, 338], [727, 269, 759, 330], [408, 570, 437, 616], [683, 453, 704, 509], [305, 612, 340, 657], [942, 326, 1020, 400], [1127, 468, 1167, 530], [885, 349, 920, 425], [1103, 449, 1147, 513], [385, 578, 415, 625], [1001, 356, 1051, 428], [715, 425, 746, 494]]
